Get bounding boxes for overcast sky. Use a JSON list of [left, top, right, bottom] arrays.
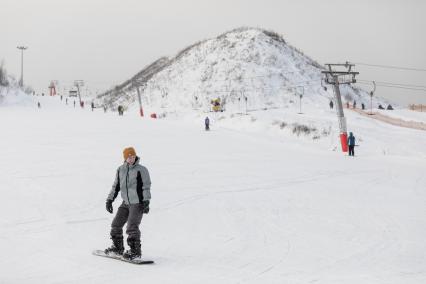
[[1, 0, 425, 104]]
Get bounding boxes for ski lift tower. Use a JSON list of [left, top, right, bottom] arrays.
[[322, 62, 358, 152], [48, 80, 58, 96], [132, 79, 147, 117], [74, 80, 84, 107]]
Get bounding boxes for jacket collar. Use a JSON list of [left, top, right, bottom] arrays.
[[124, 156, 140, 168]]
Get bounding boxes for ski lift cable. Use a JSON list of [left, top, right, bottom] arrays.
[[356, 82, 426, 92], [354, 62, 426, 72], [357, 79, 426, 89]]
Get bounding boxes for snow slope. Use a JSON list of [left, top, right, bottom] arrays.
[[0, 87, 35, 107], [0, 95, 425, 284]]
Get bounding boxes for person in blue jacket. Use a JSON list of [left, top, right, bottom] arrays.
[[205, 117, 210, 131], [347, 132, 356, 156]]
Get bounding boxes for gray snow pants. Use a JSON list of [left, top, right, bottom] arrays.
[[110, 202, 144, 242]]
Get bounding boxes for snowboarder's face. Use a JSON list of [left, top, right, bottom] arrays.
[[126, 155, 136, 165]]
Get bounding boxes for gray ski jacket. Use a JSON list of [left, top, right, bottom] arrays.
[[107, 157, 151, 205]]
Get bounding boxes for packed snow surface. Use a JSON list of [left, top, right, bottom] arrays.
[[0, 95, 425, 284]]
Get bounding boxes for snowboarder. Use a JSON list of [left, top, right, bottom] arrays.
[[347, 132, 356, 157], [104, 147, 151, 261], [329, 100, 334, 109], [205, 116, 210, 131]]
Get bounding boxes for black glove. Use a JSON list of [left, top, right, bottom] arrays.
[[106, 199, 113, 214], [142, 200, 150, 214]]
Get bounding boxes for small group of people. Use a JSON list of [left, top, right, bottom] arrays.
[[378, 104, 394, 110], [346, 100, 357, 109], [330, 100, 364, 111]]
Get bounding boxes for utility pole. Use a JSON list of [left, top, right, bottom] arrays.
[[240, 90, 247, 114], [295, 86, 304, 114], [132, 79, 146, 117], [322, 62, 359, 153], [16, 46, 28, 87], [74, 80, 84, 107], [369, 81, 376, 115]]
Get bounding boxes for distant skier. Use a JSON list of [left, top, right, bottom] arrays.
[[104, 147, 151, 261], [205, 116, 210, 131], [103, 105, 107, 113], [66, 98, 68, 105], [329, 100, 334, 109], [346, 102, 350, 109], [361, 103, 365, 110], [347, 132, 356, 157], [37, 102, 41, 108], [118, 105, 124, 116], [91, 101, 95, 111], [73, 100, 76, 108], [353, 100, 357, 109]]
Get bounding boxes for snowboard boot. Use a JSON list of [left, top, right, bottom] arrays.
[[123, 239, 141, 261], [104, 236, 124, 256]]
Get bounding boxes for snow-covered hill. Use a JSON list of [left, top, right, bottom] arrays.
[[0, 87, 34, 107], [97, 27, 385, 115], [1, 95, 425, 284], [0, 67, 35, 107]]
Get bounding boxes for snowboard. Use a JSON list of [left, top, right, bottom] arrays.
[[92, 250, 154, 265]]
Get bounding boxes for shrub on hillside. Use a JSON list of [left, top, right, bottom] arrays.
[[0, 61, 9, 87], [292, 123, 317, 136], [263, 30, 286, 44]]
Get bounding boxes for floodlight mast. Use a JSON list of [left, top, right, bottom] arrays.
[[17, 46, 28, 87]]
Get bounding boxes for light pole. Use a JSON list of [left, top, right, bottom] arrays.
[[369, 81, 376, 115], [17, 46, 28, 87], [295, 86, 304, 114]]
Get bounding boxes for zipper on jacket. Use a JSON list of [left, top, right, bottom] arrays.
[[125, 166, 130, 204]]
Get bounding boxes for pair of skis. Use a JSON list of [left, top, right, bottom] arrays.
[[92, 250, 154, 265]]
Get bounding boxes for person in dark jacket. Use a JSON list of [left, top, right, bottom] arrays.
[[347, 132, 356, 156], [118, 105, 124, 116], [205, 117, 210, 131], [104, 147, 151, 260]]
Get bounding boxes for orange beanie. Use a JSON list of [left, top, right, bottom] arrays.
[[123, 147, 136, 159]]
